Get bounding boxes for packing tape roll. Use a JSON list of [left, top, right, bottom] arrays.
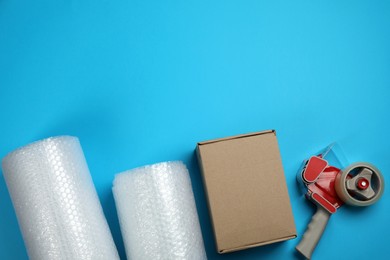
[[2, 136, 119, 260], [113, 161, 207, 260]]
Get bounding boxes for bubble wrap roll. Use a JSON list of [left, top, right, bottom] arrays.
[[113, 161, 207, 260], [1, 136, 119, 260]]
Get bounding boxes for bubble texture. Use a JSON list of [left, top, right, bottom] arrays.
[[113, 161, 207, 260], [1, 136, 119, 260]]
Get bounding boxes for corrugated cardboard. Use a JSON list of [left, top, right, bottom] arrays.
[[196, 130, 296, 253]]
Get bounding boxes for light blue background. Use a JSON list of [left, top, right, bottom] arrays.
[[1, 1, 389, 259]]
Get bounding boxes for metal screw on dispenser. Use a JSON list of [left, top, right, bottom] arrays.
[[356, 178, 369, 190]]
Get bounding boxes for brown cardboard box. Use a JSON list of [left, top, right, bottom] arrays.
[[196, 130, 296, 253]]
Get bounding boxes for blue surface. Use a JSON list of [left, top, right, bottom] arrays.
[[1, 1, 389, 259]]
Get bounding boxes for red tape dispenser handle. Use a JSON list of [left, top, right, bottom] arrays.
[[296, 206, 330, 259], [296, 156, 336, 259]]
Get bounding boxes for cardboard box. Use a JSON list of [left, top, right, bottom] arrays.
[[196, 130, 296, 253]]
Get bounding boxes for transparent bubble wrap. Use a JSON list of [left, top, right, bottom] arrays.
[[1, 136, 119, 260], [113, 161, 207, 260]]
